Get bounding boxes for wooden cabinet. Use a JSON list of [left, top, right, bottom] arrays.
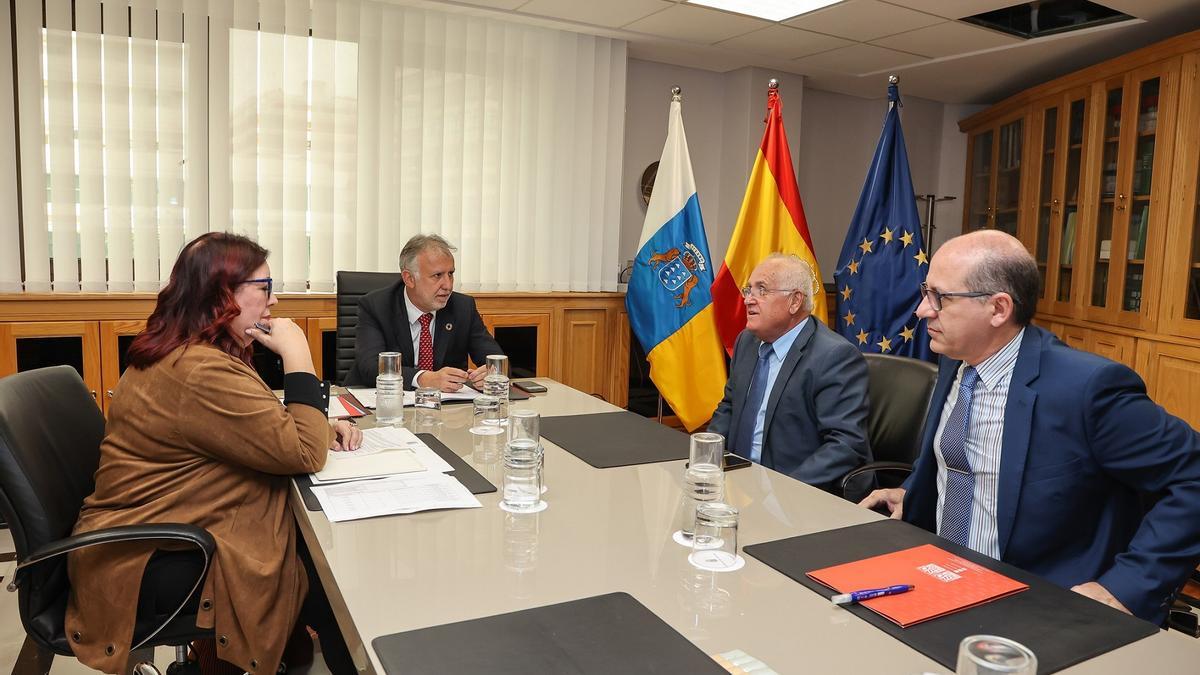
[[1080, 60, 1179, 331], [961, 30, 1200, 424], [964, 110, 1028, 237], [0, 293, 631, 411], [0, 321, 102, 406], [1029, 87, 1092, 316]]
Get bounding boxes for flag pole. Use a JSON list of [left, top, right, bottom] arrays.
[[655, 84, 682, 425]]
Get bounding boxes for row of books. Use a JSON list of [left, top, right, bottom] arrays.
[[1058, 204, 1150, 265]]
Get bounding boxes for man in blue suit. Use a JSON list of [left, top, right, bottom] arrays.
[[708, 254, 871, 497], [862, 230, 1200, 623]]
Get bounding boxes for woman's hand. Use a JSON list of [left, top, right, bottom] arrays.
[[330, 419, 363, 452], [246, 318, 315, 376]]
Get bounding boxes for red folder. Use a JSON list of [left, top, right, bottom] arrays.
[[807, 544, 1028, 627]]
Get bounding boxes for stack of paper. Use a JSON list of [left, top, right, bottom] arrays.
[[312, 473, 481, 522], [308, 426, 480, 521]]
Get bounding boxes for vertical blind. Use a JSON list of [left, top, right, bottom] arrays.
[[8, 0, 627, 294]]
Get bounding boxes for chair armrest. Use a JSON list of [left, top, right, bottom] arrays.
[[12, 523, 215, 651], [840, 461, 914, 492], [17, 523, 214, 573]]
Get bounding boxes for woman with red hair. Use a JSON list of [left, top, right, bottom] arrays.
[[65, 232, 358, 675]]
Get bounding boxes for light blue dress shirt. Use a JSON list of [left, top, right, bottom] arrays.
[[749, 317, 810, 463]]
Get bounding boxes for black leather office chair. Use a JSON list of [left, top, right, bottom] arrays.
[[0, 366, 214, 674], [335, 271, 403, 385], [840, 353, 939, 496]]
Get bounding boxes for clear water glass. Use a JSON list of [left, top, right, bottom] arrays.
[[471, 395, 504, 435], [375, 351, 404, 426], [955, 636, 1037, 675], [689, 432, 724, 470], [414, 386, 441, 425], [502, 439, 543, 512], [689, 503, 740, 571], [678, 464, 724, 542], [483, 354, 510, 423], [509, 409, 544, 493]]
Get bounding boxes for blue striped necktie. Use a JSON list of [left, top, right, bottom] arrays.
[[939, 366, 979, 547], [733, 342, 773, 460]]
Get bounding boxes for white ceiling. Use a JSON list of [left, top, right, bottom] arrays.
[[394, 0, 1200, 104]]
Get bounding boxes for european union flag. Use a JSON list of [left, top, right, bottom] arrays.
[[834, 80, 933, 361]]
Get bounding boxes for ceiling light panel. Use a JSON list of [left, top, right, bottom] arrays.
[[687, 0, 844, 23]]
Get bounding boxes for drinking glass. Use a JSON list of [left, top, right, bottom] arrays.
[[414, 386, 441, 425], [677, 464, 724, 544], [471, 395, 504, 435], [510, 409, 546, 493], [501, 439, 543, 512], [689, 432, 724, 471], [688, 502, 741, 572], [955, 636, 1037, 675], [375, 352, 404, 426]]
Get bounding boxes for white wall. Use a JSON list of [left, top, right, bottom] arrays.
[[621, 58, 969, 286]]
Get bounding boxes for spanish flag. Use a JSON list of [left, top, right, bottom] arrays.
[[626, 90, 727, 431], [711, 82, 826, 354]]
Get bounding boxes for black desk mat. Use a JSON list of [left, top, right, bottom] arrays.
[[295, 433, 495, 511], [371, 592, 726, 675], [743, 519, 1159, 674], [539, 411, 689, 468]]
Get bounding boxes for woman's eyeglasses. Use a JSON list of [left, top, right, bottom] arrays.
[[240, 277, 273, 297]]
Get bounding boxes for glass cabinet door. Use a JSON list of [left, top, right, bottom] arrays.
[[1121, 76, 1159, 314], [1058, 96, 1087, 304], [967, 129, 994, 231], [994, 118, 1023, 236], [1090, 81, 1123, 310], [1033, 104, 1058, 300]]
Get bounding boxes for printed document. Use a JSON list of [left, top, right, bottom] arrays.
[[312, 472, 482, 522], [311, 426, 454, 484], [347, 387, 480, 409]]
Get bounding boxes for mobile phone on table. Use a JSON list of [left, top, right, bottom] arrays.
[[512, 380, 547, 394], [723, 453, 751, 471]]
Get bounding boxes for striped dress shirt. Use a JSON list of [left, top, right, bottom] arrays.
[[932, 328, 1024, 559]]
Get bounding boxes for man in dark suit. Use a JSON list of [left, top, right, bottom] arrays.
[[707, 254, 871, 495], [862, 230, 1200, 623], [346, 234, 502, 390]]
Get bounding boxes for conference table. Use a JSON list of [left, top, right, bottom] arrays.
[[290, 379, 1198, 674]]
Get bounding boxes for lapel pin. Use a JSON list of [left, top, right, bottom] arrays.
[[445, 323, 453, 331]]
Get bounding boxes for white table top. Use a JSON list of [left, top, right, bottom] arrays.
[[293, 379, 1199, 674]]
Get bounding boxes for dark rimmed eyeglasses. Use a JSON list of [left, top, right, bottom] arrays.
[[240, 277, 273, 297], [918, 282, 1002, 311]]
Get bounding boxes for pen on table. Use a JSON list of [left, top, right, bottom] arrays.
[[831, 584, 914, 605]]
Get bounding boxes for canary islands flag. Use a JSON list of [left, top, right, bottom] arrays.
[[834, 80, 933, 361], [626, 92, 727, 431]]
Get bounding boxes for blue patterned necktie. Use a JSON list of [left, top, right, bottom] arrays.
[[939, 366, 980, 547], [733, 342, 773, 460]]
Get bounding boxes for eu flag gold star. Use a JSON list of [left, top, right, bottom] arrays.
[[876, 335, 893, 353], [848, 259, 860, 275], [900, 230, 914, 247], [843, 311, 856, 326], [856, 329, 869, 345], [880, 228, 895, 244], [913, 249, 928, 266], [840, 285, 852, 301], [899, 325, 915, 342], [859, 238, 874, 255]]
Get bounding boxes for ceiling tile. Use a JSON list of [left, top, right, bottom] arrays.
[[872, 20, 1021, 58], [884, 1, 1023, 20], [716, 25, 853, 59], [519, 0, 672, 29], [793, 42, 927, 75], [623, 3, 772, 44], [785, 0, 943, 41]]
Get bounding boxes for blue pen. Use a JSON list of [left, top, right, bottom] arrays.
[[831, 584, 914, 605]]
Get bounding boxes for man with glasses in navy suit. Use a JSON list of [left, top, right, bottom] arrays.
[[861, 230, 1200, 624]]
